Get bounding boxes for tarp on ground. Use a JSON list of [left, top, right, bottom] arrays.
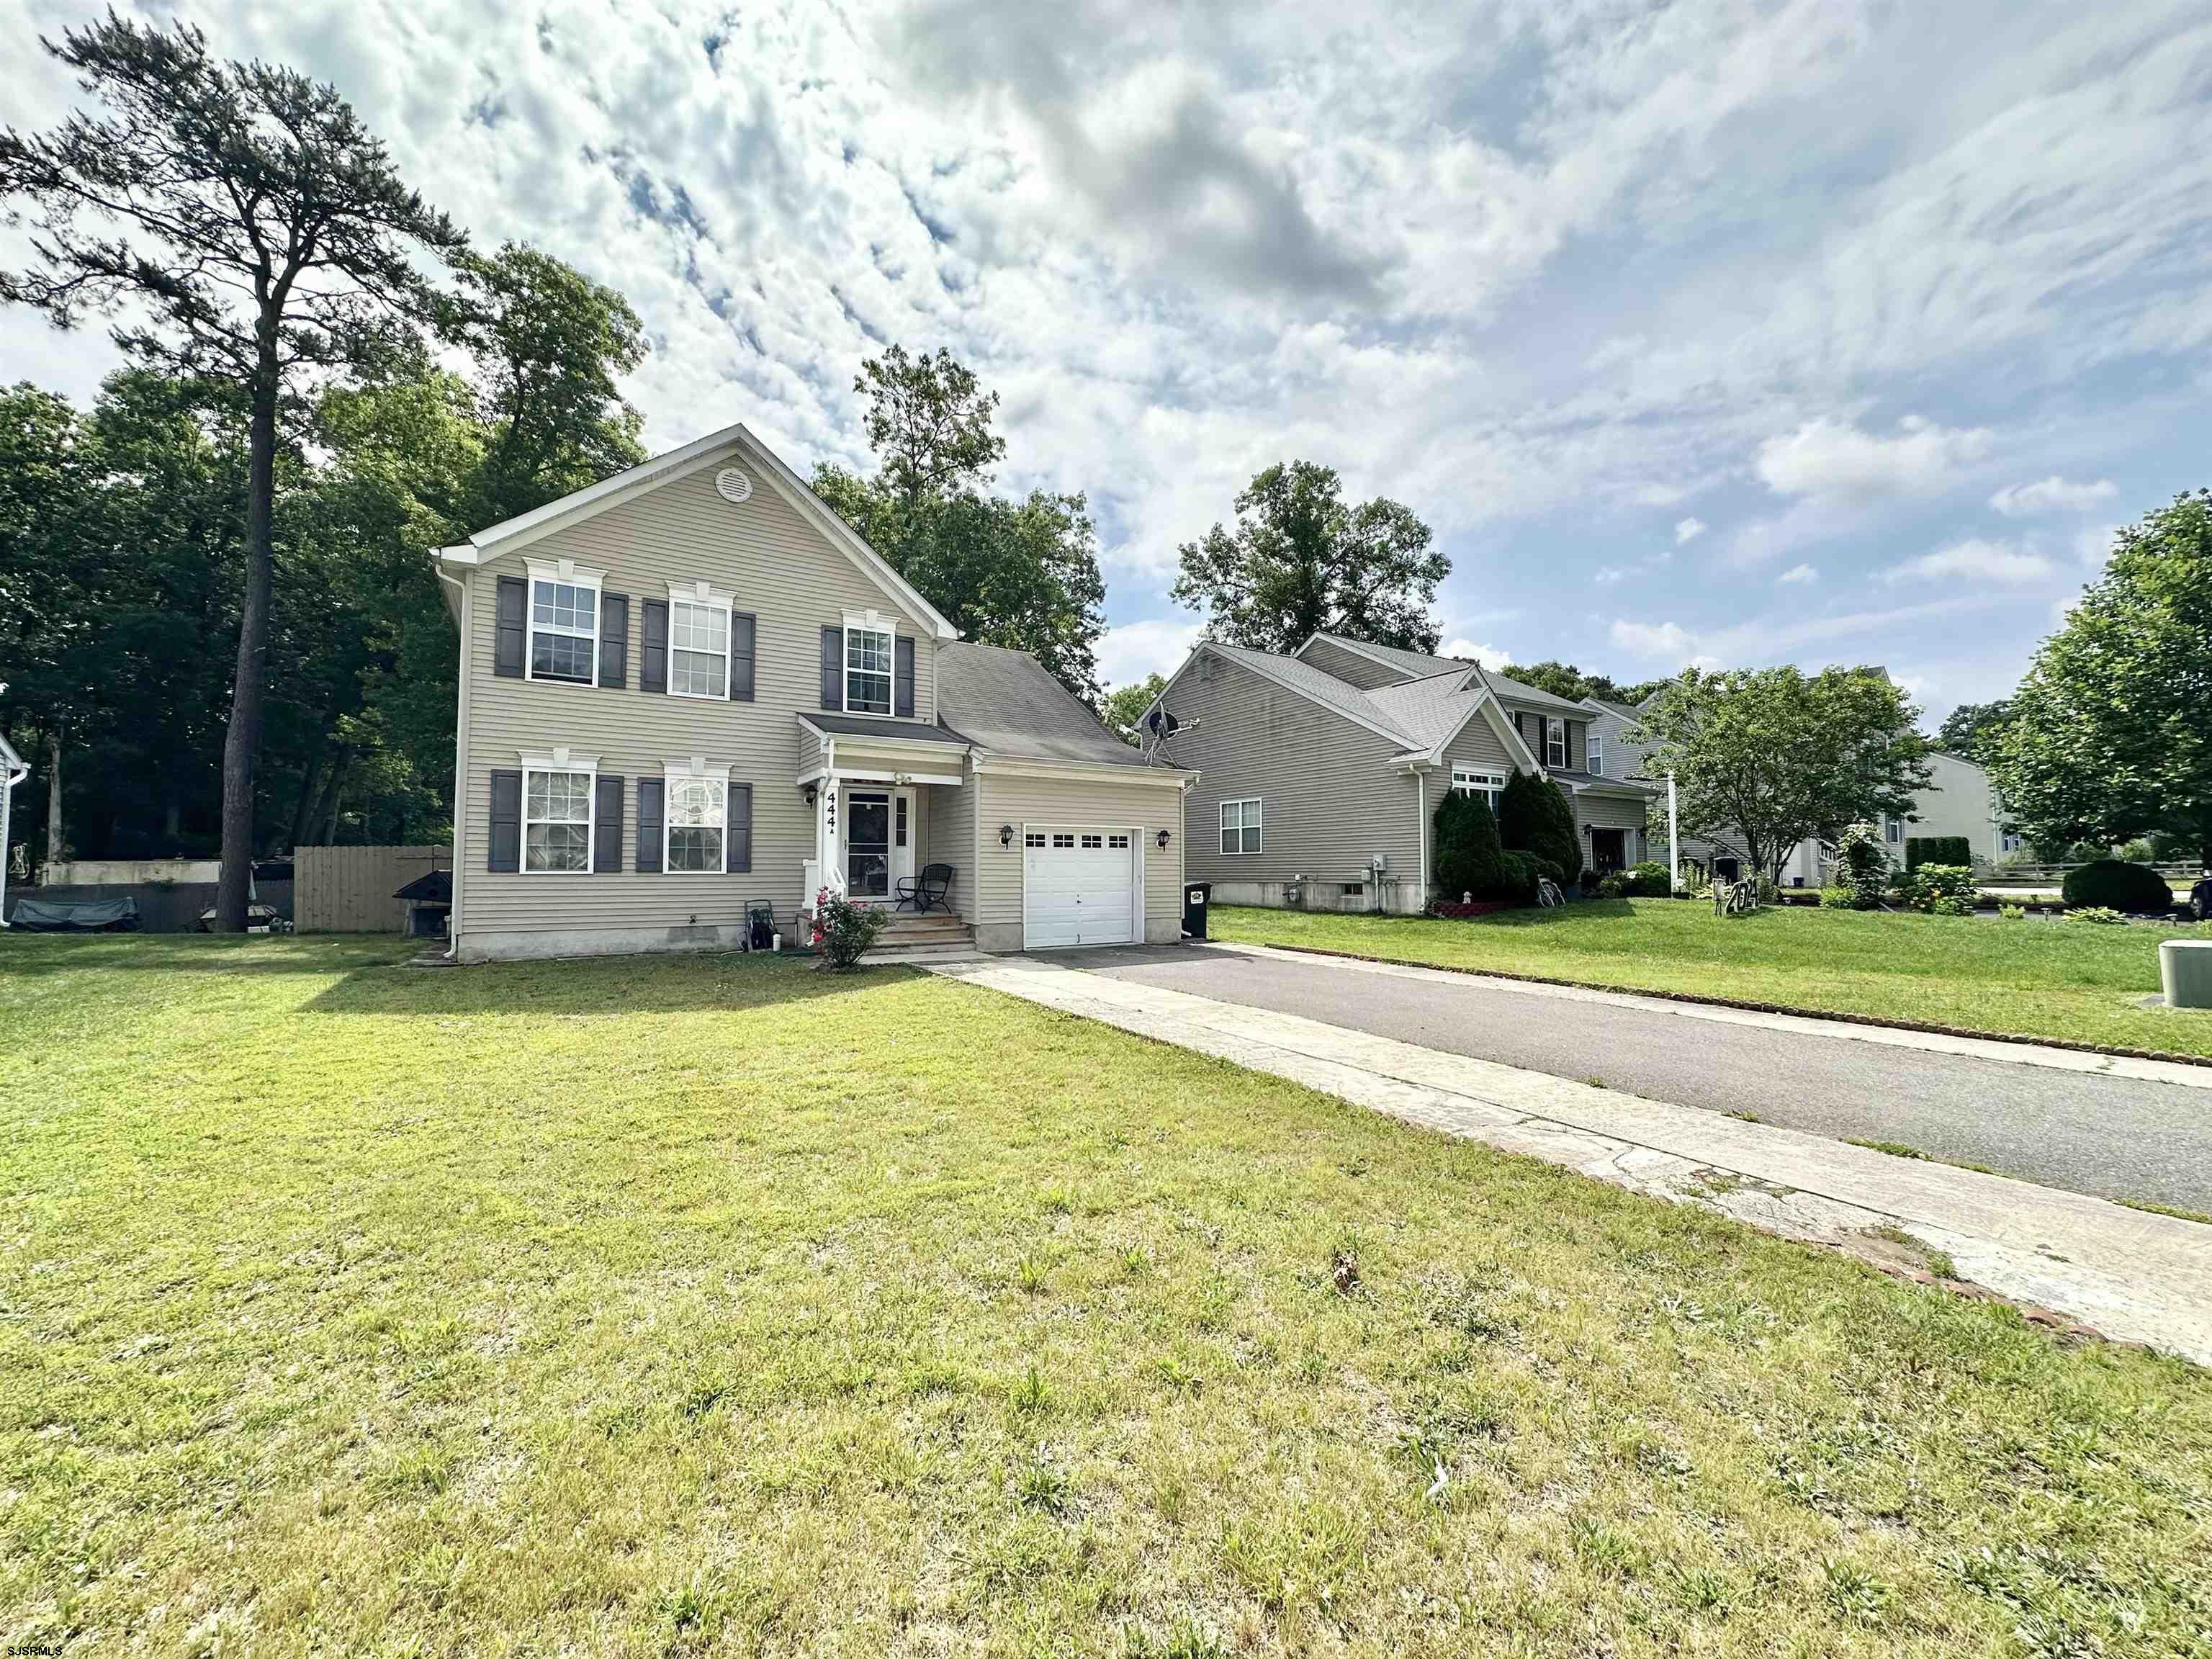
[[8, 896, 141, 932]]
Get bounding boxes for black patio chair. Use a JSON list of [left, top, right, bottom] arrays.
[[896, 863, 956, 915]]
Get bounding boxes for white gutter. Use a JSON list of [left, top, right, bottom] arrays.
[[0, 740, 24, 928]]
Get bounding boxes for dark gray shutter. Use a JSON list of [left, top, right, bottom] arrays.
[[820, 626, 843, 709], [729, 611, 755, 701], [598, 593, 629, 688], [494, 577, 526, 678], [636, 778, 663, 873], [640, 601, 668, 694], [728, 783, 752, 873], [488, 769, 522, 871], [895, 636, 915, 718], [594, 775, 623, 871]]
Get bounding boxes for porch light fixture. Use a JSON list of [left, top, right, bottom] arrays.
[[804, 783, 818, 809], [1156, 829, 1171, 850], [999, 823, 1015, 847]]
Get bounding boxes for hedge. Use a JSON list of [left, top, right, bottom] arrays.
[[1905, 835, 1971, 871], [2061, 859, 2174, 915]]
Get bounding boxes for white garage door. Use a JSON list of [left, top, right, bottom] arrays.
[[1022, 827, 1137, 948]]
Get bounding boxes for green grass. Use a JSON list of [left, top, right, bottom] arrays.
[[3, 936, 2209, 1655], [1212, 900, 2212, 1058]]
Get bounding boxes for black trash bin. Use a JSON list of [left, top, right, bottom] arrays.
[[1182, 881, 1211, 940]]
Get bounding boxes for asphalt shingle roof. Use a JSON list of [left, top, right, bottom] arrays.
[[1208, 642, 1421, 745], [1307, 633, 1589, 715], [1359, 675, 1485, 749], [935, 641, 1148, 766]]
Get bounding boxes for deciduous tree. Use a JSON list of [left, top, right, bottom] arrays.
[[1991, 491, 2212, 866], [1632, 666, 1932, 884], [1100, 673, 1168, 743], [1173, 461, 1446, 655]]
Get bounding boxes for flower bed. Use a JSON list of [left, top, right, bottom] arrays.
[[1426, 899, 1516, 919]]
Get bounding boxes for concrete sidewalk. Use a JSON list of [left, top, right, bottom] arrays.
[[930, 954, 2212, 1364]]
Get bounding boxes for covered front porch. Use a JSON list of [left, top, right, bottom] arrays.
[[796, 714, 973, 919]]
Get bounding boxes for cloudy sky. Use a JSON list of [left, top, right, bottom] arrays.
[[6, 1, 2209, 721]]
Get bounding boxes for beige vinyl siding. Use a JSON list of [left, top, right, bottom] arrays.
[[925, 770, 978, 921], [1438, 713, 1514, 778], [973, 768, 1185, 945], [1172, 652, 1421, 887], [456, 445, 938, 937], [1296, 637, 1407, 691], [1574, 791, 1653, 871]]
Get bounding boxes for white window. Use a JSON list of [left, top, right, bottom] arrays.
[[522, 766, 594, 872], [1220, 797, 1262, 855], [1886, 816, 1903, 843], [664, 763, 729, 873], [669, 593, 729, 699], [845, 616, 894, 715], [1545, 718, 1567, 769], [527, 563, 601, 685], [1107, 833, 1130, 849], [1051, 832, 1075, 849], [1452, 768, 1506, 808], [1025, 832, 1046, 848], [1588, 734, 1604, 775]]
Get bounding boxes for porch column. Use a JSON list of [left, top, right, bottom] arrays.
[[815, 773, 845, 902]]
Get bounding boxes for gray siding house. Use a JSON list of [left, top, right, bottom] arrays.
[[1153, 633, 1660, 912], [432, 422, 1191, 960]]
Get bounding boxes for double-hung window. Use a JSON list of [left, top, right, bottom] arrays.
[[845, 619, 894, 714], [669, 590, 729, 698], [1587, 734, 1604, 775], [1452, 768, 1506, 809], [522, 764, 595, 872], [1545, 717, 1568, 768], [665, 763, 729, 873], [1220, 798, 1262, 855], [528, 566, 599, 685]]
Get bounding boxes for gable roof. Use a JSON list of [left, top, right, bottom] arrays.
[[1195, 642, 1424, 747], [430, 421, 959, 639], [1360, 671, 1482, 747], [937, 642, 1150, 768], [1298, 632, 1589, 714]]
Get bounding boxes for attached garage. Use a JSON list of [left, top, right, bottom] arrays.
[[1022, 826, 1139, 948]]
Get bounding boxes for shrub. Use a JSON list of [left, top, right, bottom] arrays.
[[1597, 873, 1627, 899], [1817, 887, 1856, 908], [2069, 906, 2126, 926], [1431, 788, 1506, 902], [1496, 850, 1542, 905], [810, 887, 889, 969], [1905, 835, 1971, 871], [2061, 859, 2173, 915], [1902, 862, 1979, 915], [1498, 770, 1579, 886], [1999, 903, 2026, 920], [1832, 822, 1889, 909], [1624, 860, 1673, 897], [1533, 858, 1566, 887], [2117, 837, 2157, 863]]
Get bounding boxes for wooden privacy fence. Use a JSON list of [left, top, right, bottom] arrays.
[[295, 845, 449, 932]]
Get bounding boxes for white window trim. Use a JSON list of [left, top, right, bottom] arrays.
[[523, 558, 604, 688], [1587, 734, 1604, 776], [842, 607, 896, 716], [1220, 796, 1262, 855], [662, 756, 732, 876], [1451, 767, 1506, 808], [518, 747, 600, 875], [666, 579, 734, 701], [1545, 717, 1567, 769]]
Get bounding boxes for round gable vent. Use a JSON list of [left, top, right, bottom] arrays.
[[714, 467, 754, 504]]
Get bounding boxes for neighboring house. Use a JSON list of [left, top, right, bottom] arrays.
[[431, 422, 1192, 961], [1151, 633, 1660, 912]]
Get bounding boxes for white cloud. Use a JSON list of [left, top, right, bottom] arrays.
[[1673, 516, 1707, 545], [1593, 565, 1632, 585], [1095, 616, 1201, 688], [1609, 620, 1694, 660], [2073, 523, 2121, 567], [1777, 563, 1819, 585], [1988, 475, 2118, 517], [1442, 638, 1511, 670], [1881, 538, 2057, 585], [1755, 415, 1994, 500]]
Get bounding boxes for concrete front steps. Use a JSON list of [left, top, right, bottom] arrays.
[[869, 911, 981, 966]]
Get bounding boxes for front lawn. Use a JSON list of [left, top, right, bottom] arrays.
[[1211, 900, 2212, 1059], [4, 937, 2208, 1655]]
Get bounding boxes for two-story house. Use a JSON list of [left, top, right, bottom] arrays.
[[1150, 633, 1660, 912], [431, 421, 1192, 961]]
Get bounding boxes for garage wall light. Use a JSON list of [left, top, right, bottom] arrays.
[[999, 824, 1015, 847], [1156, 829, 1171, 849]]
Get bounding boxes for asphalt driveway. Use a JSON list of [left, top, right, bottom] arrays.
[[1042, 943, 2212, 1213]]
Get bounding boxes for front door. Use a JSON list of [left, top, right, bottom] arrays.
[[843, 788, 914, 902], [1591, 827, 1627, 873]]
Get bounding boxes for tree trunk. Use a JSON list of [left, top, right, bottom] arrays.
[[214, 346, 279, 930], [45, 720, 63, 876]]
